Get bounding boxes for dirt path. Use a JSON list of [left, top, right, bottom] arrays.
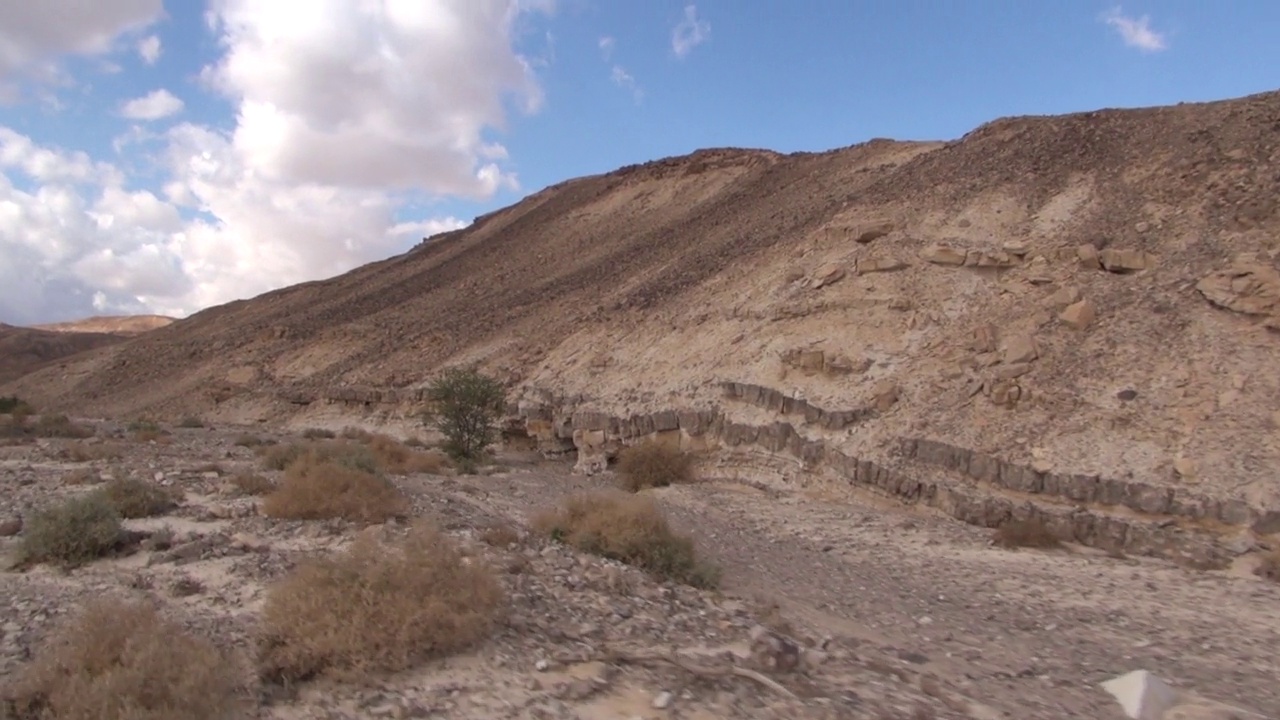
[[460, 459, 1280, 719]]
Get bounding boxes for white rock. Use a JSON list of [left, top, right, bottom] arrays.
[[651, 691, 673, 709], [1101, 670, 1179, 719]]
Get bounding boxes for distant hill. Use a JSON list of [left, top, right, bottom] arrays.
[[0, 324, 127, 385], [32, 314, 174, 337]]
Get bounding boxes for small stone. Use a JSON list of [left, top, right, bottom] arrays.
[[153, 471, 165, 482], [1117, 389, 1138, 401], [922, 245, 967, 266], [535, 659, 550, 672], [1059, 299, 1097, 330], [1077, 243, 1101, 269], [1002, 335, 1039, 364], [1173, 458, 1197, 479], [651, 691, 673, 710]]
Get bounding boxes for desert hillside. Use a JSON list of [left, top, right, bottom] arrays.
[[6, 89, 1280, 565], [0, 324, 129, 385]]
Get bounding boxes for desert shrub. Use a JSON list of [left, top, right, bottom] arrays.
[[992, 518, 1062, 549], [229, 472, 275, 496], [1256, 550, 1280, 583], [32, 414, 93, 439], [616, 441, 696, 492], [423, 366, 505, 462], [368, 433, 450, 475], [233, 433, 266, 447], [126, 419, 161, 433], [57, 440, 124, 463], [258, 524, 503, 684], [177, 416, 205, 429], [301, 427, 336, 440], [102, 477, 179, 518], [533, 490, 719, 588], [1, 599, 243, 720], [0, 395, 33, 415], [258, 440, 376, 474], [479, 523, 521, 548], [261, 453, 406, 523], [18, 493, 125, 567], [339, 426, 373, 442]]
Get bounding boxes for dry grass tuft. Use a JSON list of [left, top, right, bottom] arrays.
[[229, 472, 275, 496], [257, 440, 377, 473], [178, 416, 206, 429], [101, 477, 180, 518], [532, 490, 719, 588], [56, 440, 125, 463], [233, 433, 267, 448], [301, 427, 336, 440], [261, 453, 407, 523], [258, 524, 503, 684], [1255, 550, 1280, 583], [339, 426, 374, 442], [992, 518, 1063, 550], [1, 599, 243, 720], [616, 441, 696, 492], [17, 493, 126, 567]]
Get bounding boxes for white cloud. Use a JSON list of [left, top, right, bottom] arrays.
[[203, 0, 547, 197], [119, 88, 184, 120], [610, 65, 643, 104], [0, 0, 163, 98], [671, 4, 709, 58], [137, 34, 161, 64], [598, 35, 615, 59], [0, 0, 554, 325], [1101, 7, 1168, 52]]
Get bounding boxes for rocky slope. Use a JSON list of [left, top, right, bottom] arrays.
[[6, 89, 1280, 565], [0, 324, 129, 385]]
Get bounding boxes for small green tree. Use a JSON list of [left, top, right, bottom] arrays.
[[423, 366, 505, 462]]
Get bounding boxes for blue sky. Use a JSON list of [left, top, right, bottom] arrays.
[[0, 1, 1276, 324]]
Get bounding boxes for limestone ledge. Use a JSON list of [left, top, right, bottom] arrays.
[[512, 396, 1264, 565]]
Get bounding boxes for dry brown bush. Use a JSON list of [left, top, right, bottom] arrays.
[[130, 428, 172, 444], [992, 518, 1063, 549], [367, 433, 450, 475], [58, 440, 125, 463], [532, 490, 719, 588], [339, 426, 374, 442], [1, 599, 243, 720], [233, 433, 267, 448], [102, 477, 179, 518], [479, 523, 521, 548], [616, 440, 696, 492], [258, 524, 503, 684], [257, 440, 377, 473], [261, 453, 406, 523], [229, 472, 275, 496], [301, 427, 336, 440]]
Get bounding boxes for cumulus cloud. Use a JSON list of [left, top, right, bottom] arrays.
[[203, 0, 545, 197], [119, 88, 184, 120], [137, 34, 161, 64], [0, 0, 163, 98], [671, 4, 709, 58], [1101, 7, 1168, 52], [1, 0, 551, 324]]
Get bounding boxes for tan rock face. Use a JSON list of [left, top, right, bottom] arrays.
[[1077, 243, 1101, 269], [853, 220, 894, 244], [1196, 257, 1280, 318], [856, 256, 908, 275], [812, 263, 846, 288]]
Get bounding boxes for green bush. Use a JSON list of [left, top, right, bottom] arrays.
[[0, 396, 34, 415], [423, 366, 505, 462], [19, 494, 125, 567]]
